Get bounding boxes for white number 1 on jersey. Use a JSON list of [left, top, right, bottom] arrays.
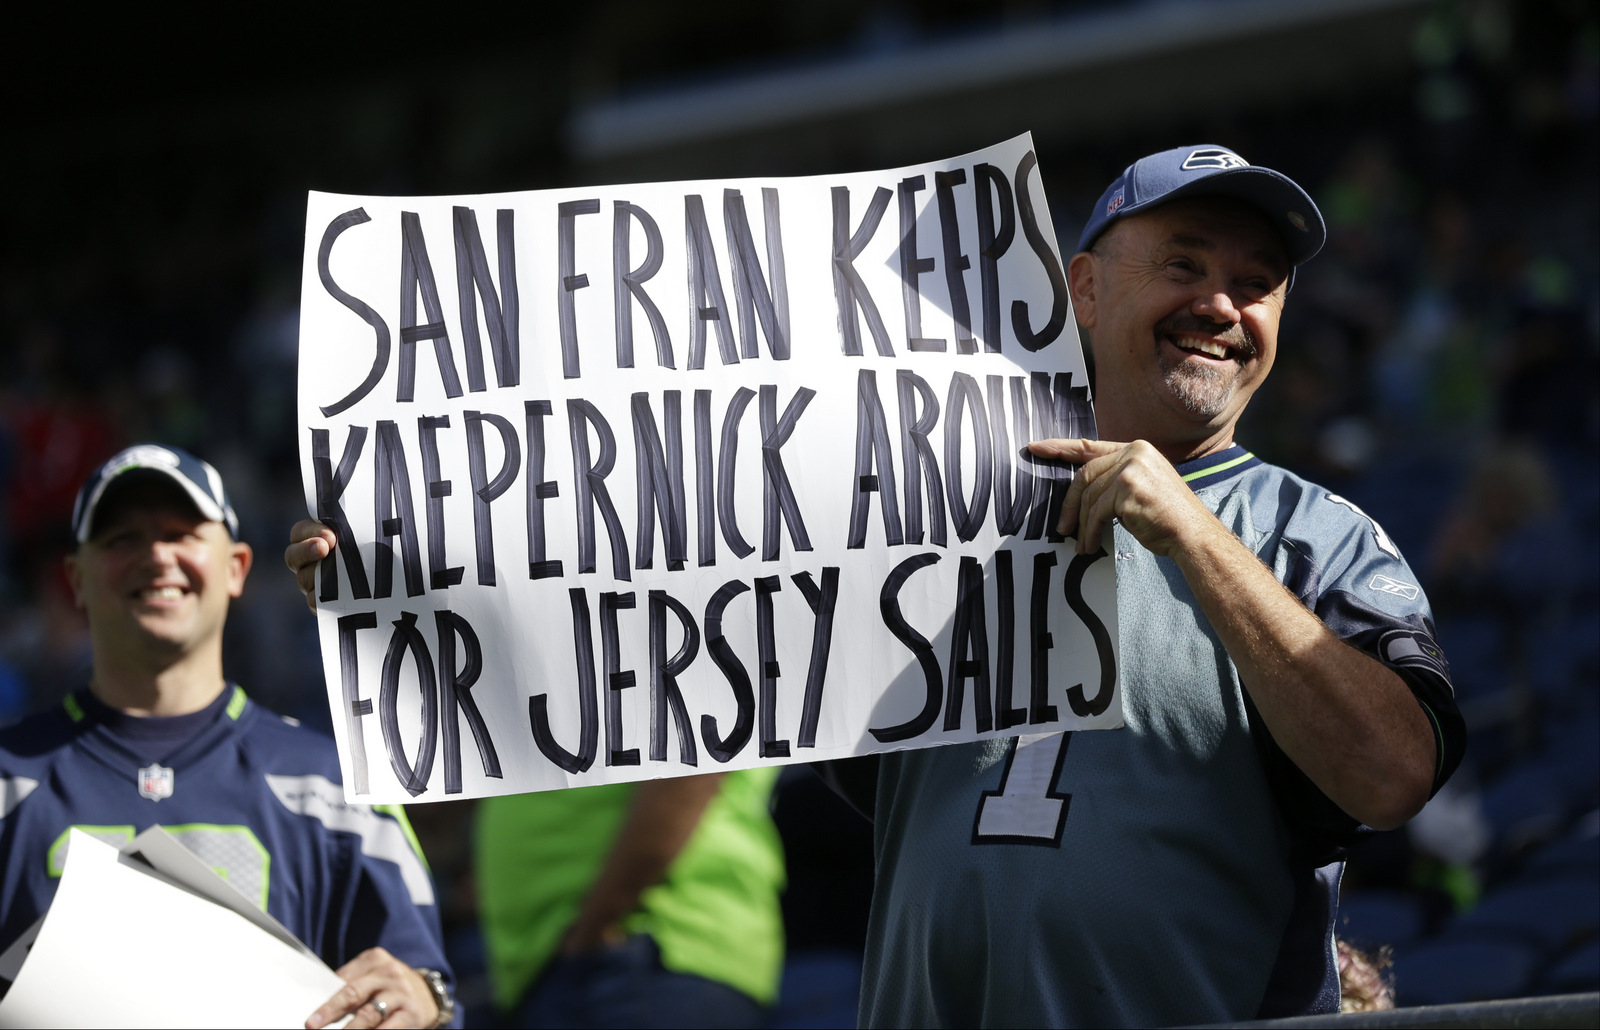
[[972, 731, 1072, 845]]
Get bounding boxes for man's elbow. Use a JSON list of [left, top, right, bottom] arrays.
[[1350, 762, 1435, 832]]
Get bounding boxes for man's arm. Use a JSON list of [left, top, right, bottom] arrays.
[[561, 774, 725, 954], [1031, 438, 1436, 831]]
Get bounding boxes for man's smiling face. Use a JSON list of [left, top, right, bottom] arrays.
[[1069, 196, 1290, 460], [65, 478, 251, 668]]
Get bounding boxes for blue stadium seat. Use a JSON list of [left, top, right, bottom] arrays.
[[767, 949, 863, 1030], [1344, 458, 1459, 563], [1339, 889, 1427, 951], [1390, 939, 1539, 1006], [1521, 826, 1600, 879], [1480, 763, 1570, 853], [1453, 878, 1600, 957], [1541, 940, 1600, 995], [1543, 717, 1600, 811], [1571, 605, 1600, 671], [1527, 612, 1592, 703], [1433, 615, 1506, 701]]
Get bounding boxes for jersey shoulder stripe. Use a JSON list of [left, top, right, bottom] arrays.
[[0, 777, 39, 820], [265, 773, 435, 906]]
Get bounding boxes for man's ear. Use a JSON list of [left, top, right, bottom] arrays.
[[228, 542, 254, 599], [1068, 251, 1099, 330], [63, 553, 85, 610]]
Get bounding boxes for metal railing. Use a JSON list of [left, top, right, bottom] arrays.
[[1194, 992, 1599, 1029]]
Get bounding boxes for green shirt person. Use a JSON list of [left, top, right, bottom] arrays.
[[477, 770, 784, 1026]]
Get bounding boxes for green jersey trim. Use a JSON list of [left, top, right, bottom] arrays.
[[47, 825, 135, 875], [374, 804, 430, 870], [1182, 450, 1258, 485]]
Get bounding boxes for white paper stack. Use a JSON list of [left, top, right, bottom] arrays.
[[0, 827, 348, 1029]]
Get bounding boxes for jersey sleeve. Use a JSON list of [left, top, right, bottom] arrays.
[[1258, 489, 1467, 854], [265, 768, 456, 1021], [336, 804, 454, 990]]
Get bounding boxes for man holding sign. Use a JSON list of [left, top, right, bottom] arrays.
[[0, 446, 453, 1028], [282, 135, 1462, 1026], [839, 146, 1465, 1026]]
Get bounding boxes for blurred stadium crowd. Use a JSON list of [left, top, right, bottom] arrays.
[[0, 0, 1594, 1020]]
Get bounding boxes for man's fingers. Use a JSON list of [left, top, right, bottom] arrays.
[[1034, 440, 1135, 539], [1058, 449, 1128, 538], [1054, 446, 1128, 537], [290, 518, 331, 544], [1058, 470, 1089, 538], [1066, 451, 1135, 552], [288, 544, 323, 612], [306, 981, 364, 1029], [308, 949, 436, 1030], [341, 1009, 375, 1030], [1077, 480, 1123, 556], [286, 521, 336, 612], [285, 538, 329, 573], [332, 946, 390, 981], [286, 522, 335, 570], [1028, 437, 1126, 461]]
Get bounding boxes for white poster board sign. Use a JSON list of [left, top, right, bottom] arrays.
[[298, 133, 1120, 805], [0, 829, 347, 1029]]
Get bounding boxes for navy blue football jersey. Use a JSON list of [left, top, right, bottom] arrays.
[[0, 686, 450, 988]]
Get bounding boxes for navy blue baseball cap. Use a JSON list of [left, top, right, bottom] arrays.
[[1078, 144, 1326, 267], [72, 444, 240, 544]]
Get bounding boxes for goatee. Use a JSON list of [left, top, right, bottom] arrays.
[[1160, 359, 1235, 419]]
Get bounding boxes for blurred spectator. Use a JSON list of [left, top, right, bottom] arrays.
[[2, 326, 119, 566], [1338, 939, 1396, 1013], [474, 772, 784, 1029], [1429, 440, 1564, 610]]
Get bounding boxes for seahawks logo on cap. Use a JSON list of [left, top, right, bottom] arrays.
[[103, 445, 182, 476], [1182, 148, 1249, 171]]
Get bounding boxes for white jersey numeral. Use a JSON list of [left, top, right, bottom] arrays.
[[972, 732, 1072, 845], [1326, 494, 1400, 560]]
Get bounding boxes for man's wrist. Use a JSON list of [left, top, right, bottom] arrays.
[[413, 967, 453, 1028], [1166, 506, 1252, 576], [561, 916, 627, 955]]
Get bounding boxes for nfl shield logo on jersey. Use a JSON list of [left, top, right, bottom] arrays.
[[138, 763, 174, 802]]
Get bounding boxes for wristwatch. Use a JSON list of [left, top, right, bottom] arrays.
[[414, 967, 455, 1028]]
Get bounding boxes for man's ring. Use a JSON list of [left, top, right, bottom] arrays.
[[371, 998, 389, 1019]]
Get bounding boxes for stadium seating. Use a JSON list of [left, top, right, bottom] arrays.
[[1339, 889, 1428, 952], [1539, 940, 1600, 995], [1390, 939, 1540, 1006], [1451, 878, 1600, 957]]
